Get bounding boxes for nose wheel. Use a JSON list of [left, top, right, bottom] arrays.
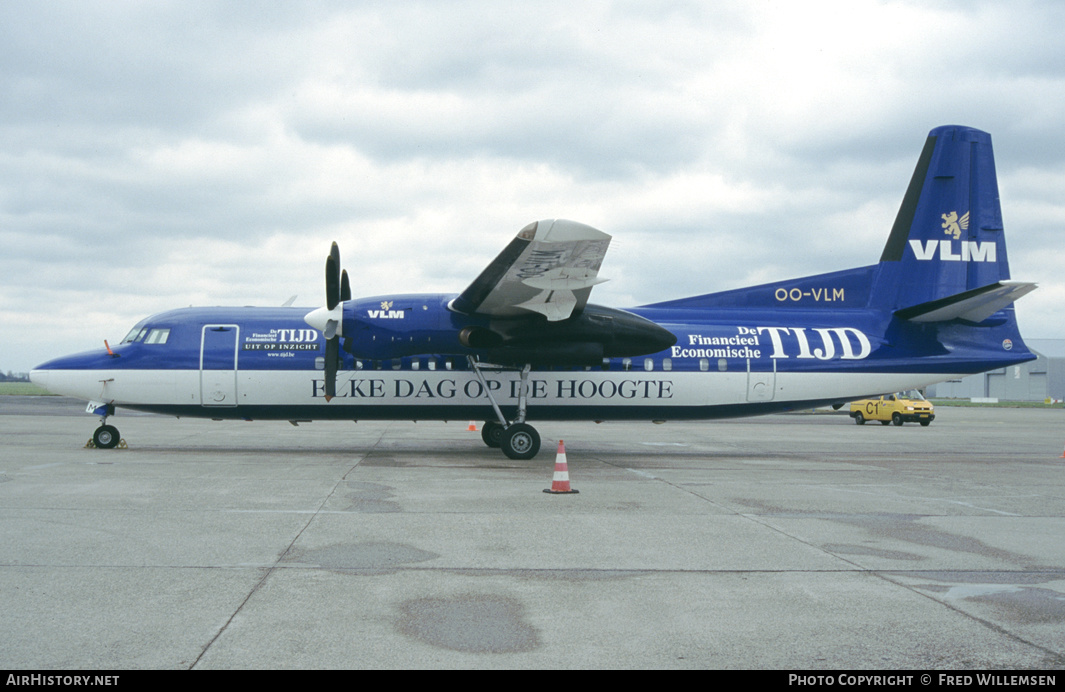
[[91, 424, 122, 449]]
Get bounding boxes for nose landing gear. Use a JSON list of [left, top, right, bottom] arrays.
[[91, 424, 122, 449], [85, 402, 126, 449]]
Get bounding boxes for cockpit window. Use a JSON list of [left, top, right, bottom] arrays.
[[144, 328, 170, 344], [121, 327, 148, 344], [121, 323, 170, 345]]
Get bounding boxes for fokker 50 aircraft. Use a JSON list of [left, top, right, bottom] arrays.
[[31, 125, 1037, 459]]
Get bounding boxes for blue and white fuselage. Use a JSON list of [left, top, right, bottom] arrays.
[[30, 297, 1030, 421], [30, 126, 1038, 457]]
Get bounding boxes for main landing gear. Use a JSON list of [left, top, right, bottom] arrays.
[[469, 358, 541, 460]]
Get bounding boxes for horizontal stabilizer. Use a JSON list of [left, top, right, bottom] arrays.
[[894, 281, 1037, 323]]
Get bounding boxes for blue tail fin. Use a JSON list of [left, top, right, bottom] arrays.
[[872, 125, 1034, 316]]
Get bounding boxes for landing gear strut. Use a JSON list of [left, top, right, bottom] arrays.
[[470, 358, 541, 460]]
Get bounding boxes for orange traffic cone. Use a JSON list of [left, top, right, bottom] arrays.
[[1060, 441, 1065, 459], [468, 421, 478, 432], [544, 440, 579, 494]]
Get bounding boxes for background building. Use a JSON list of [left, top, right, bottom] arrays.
[[926, 339, 1065, 401]]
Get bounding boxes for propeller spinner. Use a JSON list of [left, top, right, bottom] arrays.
[[304, 242, 350, 401]]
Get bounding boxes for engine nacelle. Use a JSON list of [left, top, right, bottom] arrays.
[[334, 294, 676, 364], [488, 304, 677, 361], [338, 295, 457, 360]]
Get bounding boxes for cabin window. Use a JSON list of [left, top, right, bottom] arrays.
[[144, 328, 170, 344], [717, 358, 728, 372], [662, 358, 672, 371], [643, 358, 653, 372], [427, 359, 437, 371], [699, 358, 709, 372], [621, 358, 632, 372], [411, 359, 420, 371]]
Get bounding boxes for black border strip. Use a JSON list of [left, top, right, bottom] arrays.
[[879, 135, 937, 262]]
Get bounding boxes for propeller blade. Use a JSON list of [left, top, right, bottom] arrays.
[[326, 255, 340, 311], [316, 241, 346, 401], [324, 336, 339, 401], [340, 269, 351, 302]]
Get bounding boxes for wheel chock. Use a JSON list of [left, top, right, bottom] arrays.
[[84, 438, 128, 449]]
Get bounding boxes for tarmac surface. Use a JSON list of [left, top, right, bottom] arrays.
[[2, 395, 1064, 670]]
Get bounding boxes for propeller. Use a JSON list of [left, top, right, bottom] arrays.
[[305, 242, 350, 401]]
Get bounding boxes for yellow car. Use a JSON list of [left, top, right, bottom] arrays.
[[849, 390, 935, 426]]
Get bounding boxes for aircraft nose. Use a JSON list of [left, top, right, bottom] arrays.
[[29, 357, 78, 397], [28, 351, 113, 399], [29, 368, 49, 392]]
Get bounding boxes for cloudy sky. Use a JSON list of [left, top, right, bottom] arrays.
[[2, 0, 1063, 373]]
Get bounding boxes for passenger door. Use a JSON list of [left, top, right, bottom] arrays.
[[746, 358, 776, 402], [200, 325, 239, 406]]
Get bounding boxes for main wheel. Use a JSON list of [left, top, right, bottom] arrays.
[[500, 423, 540, 460], [853, 412, 865, 425], [892, 412, 903, 426], [481, 420, 504, 448], [93, 424, 120, 449]]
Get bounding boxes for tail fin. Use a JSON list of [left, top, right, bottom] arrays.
[[872, 125, 1035, 316]]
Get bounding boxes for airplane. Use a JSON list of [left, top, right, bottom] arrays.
[[30, 125, 1038, 459]]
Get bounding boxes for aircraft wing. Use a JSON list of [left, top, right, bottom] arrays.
[[450, 219, 611, 322]]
